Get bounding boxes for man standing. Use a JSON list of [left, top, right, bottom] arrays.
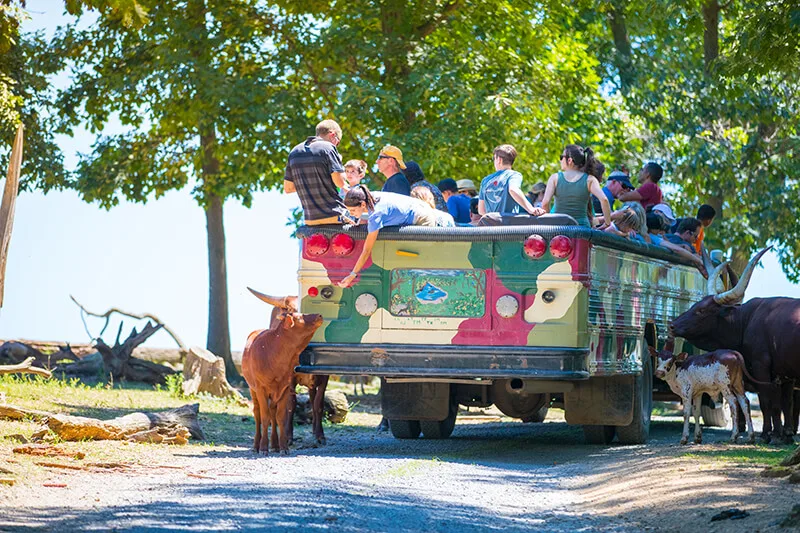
[[694, 204, 716, 253], [478, 144, 544, 217], [618, 162, 663, 210], [377, 145, 410, 195], [592, 169, 634, 213], [284, 119, 347, 225]]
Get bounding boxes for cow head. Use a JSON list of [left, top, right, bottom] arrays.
[[649, 340, 687, 379], [669, 247, 770, 346], [277, 311, 324, 343]]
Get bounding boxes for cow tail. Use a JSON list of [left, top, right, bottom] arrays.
[[736, 352, 772, 386]]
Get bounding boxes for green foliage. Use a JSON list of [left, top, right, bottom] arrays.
[[164, 372, 184, 399], [683, 446, 794, 467]]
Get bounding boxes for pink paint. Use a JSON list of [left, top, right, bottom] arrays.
[[303, 235, 372, 285], [452, 270, 534, 346]]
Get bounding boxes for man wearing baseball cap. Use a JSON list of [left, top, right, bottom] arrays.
[[377, 145, 410, 195], [592, 168, 634, 214]]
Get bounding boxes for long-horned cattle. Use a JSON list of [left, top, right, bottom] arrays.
[[670, 247, 800, 443], [650, 339, 762, 444], [242, 288, 325, 455]]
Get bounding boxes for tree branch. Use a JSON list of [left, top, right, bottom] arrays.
[[415, 1, 462, 40], [0, 357, 52, 379], [70, 295, 186, 349]]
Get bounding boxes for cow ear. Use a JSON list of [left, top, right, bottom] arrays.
[[283, 313, 295, 328], [676, 352, 688, 362]]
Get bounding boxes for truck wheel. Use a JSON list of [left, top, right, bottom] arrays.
[[521, 398, 550, 423], [583, 425, 616, 444], [701, 394, 730, 428], [389, 420, 421, 439], [616, 353, 653, 445], [420, 400, 458, 439]]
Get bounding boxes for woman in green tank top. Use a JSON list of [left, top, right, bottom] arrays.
[[541, 144, 611, 228]]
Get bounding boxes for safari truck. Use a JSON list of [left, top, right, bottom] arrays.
[[295, 220, 706, 444]]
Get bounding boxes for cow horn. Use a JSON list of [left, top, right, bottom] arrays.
[[247, 287, 290, 309], [664, 336, 675, 354], [713, 246, 772, 306], [706, 261, 728, 296], [701, 246, 714, 275]]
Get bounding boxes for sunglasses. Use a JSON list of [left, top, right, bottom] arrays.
[[377, 155, 393, 160]]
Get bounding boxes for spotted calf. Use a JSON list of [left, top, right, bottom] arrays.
[[649, 344, 756, 445]]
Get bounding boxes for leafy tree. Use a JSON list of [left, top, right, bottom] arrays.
[[286, 1, 628, 184], [51, 0, 309, 375]]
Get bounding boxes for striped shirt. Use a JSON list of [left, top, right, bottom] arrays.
[[285, 137, 345, 222]]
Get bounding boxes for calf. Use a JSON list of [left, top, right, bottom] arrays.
[[242, 308, 323, 455], [246, 288, 329, 447], [650, 343, 759, 445]]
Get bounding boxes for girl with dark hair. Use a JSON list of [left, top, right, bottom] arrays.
[[403, 160, 448, 212], [541, 144, 611, 227], [338, 186, 454, 287]]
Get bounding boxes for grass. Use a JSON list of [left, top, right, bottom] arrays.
[[682, 445, 796, 467]]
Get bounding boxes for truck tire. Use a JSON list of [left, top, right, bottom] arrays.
[[521, 400, 550, 423], [701, 394, 730, 428], [389, 419, 421, 439], [616, 354, 652, 445], [420, 399, 458, 439], [583, 425, 616, 444]]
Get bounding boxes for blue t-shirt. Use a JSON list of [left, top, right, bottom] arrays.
[[446, 194, 472, 224], [367, 192, 419, 233], [382, 173, 411, 195], [478, 169, 524, 215]]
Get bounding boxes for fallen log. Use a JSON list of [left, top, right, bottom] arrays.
[[182, 346, 246, 404], [93, 322, 176, 385], [13, 445, 85, 459], [781, 445, 800, 467], [0, 357, 52, 378], [0, 403, 203, 443]]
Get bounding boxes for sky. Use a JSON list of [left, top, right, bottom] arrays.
[[1, 1, 798, 351]]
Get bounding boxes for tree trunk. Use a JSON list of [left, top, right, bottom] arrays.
[[182, 346, 245, 403], [204, 190, 234, 379], [607, 0, 634, 92], [702, 0, 720, 76]]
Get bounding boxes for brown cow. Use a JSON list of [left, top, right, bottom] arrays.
[[650, 340, 764, 445], [246, 288, 329, 448]]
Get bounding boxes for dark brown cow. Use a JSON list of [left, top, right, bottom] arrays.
[[650, 340, 763, 444], [246, 288, 329, 447], [670, 247, 800, 443]]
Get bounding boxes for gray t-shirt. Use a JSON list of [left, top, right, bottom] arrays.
[[478, 169, 523, 215]]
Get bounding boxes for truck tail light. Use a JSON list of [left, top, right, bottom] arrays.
[[524, 235, 547, 259], [549, 235, 573, 259], [331, 233, 355, 256], [306, 233, 330, 256]]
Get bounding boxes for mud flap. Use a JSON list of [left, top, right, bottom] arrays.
[[381, 380, 450, 421], [564, 376, 635, 426]]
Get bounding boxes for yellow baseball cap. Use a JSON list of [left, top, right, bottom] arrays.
[[379, 145, 406, 170]]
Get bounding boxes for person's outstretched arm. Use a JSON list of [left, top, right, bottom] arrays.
[[509, 184, 545, 216], [540, 174, 557, 212], [588, 177, 611, 226], [339, 230, 379, 287]]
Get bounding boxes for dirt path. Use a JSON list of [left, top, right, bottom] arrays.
[[1, 410, 797, 532]]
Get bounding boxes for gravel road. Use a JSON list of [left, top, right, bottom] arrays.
[[1, 412, 798, 532]]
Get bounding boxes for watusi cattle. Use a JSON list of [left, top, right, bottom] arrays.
[[247, 288, 329, 446], [241, 297, 323, 455], [669, 247, 800, 443], [650, 339, 762, 444]]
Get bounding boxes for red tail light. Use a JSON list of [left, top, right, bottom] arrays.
[[524, 235, 547, 259], [307, 286, 319, 297], [331, 233, 355, 256], [549, 235, 573, 258], [306, 233, 330, 256]]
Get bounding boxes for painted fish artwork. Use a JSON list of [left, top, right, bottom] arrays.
[[416, 282, 448, 304]]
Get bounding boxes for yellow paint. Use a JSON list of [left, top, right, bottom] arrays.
[[396, 250, 419, 257], [525, 261, 583, 323]]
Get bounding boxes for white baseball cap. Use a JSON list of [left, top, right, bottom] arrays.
[[652, 203, 676, 224]]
